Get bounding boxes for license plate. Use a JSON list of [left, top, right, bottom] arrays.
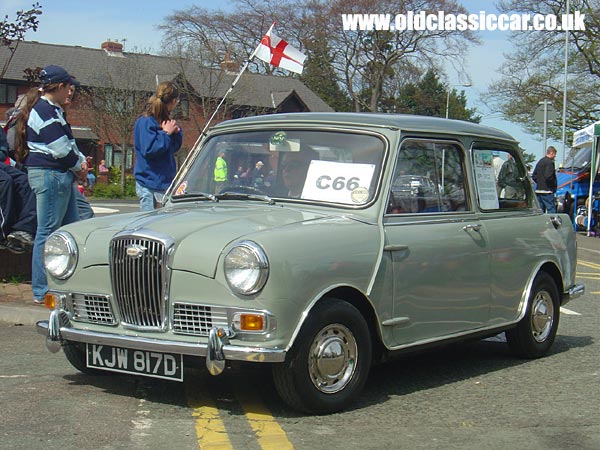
[[86, 344, 183, 381]]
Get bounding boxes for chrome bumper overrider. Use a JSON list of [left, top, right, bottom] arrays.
[[562, 284, 585, 305], [36, 309, 286, 376]]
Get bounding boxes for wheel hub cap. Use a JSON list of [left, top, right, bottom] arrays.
[[308, 324, 357, 394], [531, 291, 554, 343]]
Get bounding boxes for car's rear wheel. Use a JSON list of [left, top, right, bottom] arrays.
[[63, 341, 110, 375], [506, 272, 560, 358], [272, 298, 371, 414]]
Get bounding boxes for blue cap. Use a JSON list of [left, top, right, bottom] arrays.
[[492, 151, 500, 156], [39, 65, 80, 86]]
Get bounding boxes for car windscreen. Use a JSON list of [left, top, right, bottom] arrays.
[[562, 145, 591, 171], [170, 129, 386, 207]]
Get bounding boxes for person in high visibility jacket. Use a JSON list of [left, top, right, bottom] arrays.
[[214, 151, 228, 193]]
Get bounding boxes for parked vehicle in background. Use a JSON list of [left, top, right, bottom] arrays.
[[36, 113, 584, 414], [556, 121, 600, 232]]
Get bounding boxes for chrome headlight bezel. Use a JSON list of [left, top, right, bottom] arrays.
[[223, 240, 269, 296], [44, 231, 78, 280]]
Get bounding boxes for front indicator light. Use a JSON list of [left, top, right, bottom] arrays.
[[238, 314, 265, 332], [44, 293, 58, 309]]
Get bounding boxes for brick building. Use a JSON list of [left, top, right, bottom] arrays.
[[0, 40, 333, 171]]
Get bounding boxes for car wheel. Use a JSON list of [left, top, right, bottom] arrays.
[[272, 298, 371, 414], [506, 272, 560, 359], [63, 341, 110, 376]]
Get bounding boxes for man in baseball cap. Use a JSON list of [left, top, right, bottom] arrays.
[[39, 65, 80, 86]]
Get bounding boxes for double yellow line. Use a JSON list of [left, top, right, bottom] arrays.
[[186, 381, 294, 449], [577, 259, 600, 293]]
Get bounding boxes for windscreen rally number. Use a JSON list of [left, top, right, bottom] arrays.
[[303, 161, 376, 204], [316, 176, 360, 191]]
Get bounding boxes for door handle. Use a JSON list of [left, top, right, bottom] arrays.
[[462, 224, 482, 232]]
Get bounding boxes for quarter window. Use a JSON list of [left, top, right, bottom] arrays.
[[387, 140, 468, 214], [472, 146, 530, 210]]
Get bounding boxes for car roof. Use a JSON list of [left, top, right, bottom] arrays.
[[213, 112, 518, 144]]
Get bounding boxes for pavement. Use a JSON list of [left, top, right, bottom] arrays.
[[1, 233, 599, 327]]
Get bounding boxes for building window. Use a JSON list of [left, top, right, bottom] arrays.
[[106, 144, 133, 170], [173, 96, 189, 120], [0, 83, 18, 105]]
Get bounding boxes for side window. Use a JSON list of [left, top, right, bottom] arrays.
[[387, 140, 468, 214], [472, 146, 530, 210]]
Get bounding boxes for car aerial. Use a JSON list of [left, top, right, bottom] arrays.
[[37, 112, 584, 414]]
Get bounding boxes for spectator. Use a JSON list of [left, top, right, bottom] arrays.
[[213, 151, 227, 193], [498, 154, 525, 199], [14, 65, 88, 304], [251, 161, 265, 188], [86, 156, 96, 189], [133, 81, 183, 211], [98, 159, 109, 173], [0, 164, 36, 253], [532, 146, 558, 213]]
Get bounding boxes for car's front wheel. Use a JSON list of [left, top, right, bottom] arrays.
[[272, 298, 372, 414], [506, 272, 560, 358]]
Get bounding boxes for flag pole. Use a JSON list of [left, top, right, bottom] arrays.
[[192, 22, 276, 149]]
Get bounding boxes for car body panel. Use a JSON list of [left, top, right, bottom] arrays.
[[37, 113, 582, 407]]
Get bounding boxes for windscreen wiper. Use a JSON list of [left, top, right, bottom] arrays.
[[215, 191, 275, 205], [171, 192, 218, 202]]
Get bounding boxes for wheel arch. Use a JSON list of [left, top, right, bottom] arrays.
[[518, 261, 564, 322], [291, 285, 386, 363], [538, 261, 564, 302]]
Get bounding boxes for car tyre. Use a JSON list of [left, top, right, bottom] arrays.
[[272, 298, 371, 414], [506, 272, 560, 359], [63, 341, 111, 376]]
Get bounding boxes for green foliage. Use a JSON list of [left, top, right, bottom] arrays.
[[384, 69, 481, 123], [300, 35, 352, 112], [92, 168, 136, 199]]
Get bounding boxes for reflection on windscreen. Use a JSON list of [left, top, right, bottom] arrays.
[[172, 130, 386, 206], [564, 145, 591, 170]]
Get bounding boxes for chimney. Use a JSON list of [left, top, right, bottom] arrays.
[[220, 51, 239, 74], [101, 40, 123, 53]]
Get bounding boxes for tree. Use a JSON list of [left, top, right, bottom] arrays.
[[77, 54, 152, 194], [0, 3, 42, 79], [382, 69, 481, 122], [159, 0, 479, 113], [485, 0, 600, 141]]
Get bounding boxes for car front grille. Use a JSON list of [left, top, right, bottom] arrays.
[[69, 293, 116, 325], [173, 303, 229, 336], [110, 236, 168, 330]]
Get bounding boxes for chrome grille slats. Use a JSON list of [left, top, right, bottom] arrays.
[[173, 303, 229, 336], [70, 293, 115, 325], [110, 235, 168, 330]]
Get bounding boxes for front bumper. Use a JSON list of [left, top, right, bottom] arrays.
[[562, 283, 585, 306], [36, 309, 286, 375]]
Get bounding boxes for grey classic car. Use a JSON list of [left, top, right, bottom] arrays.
[[37, 113, 584, 414]]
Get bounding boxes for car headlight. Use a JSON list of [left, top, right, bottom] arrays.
[[224, 240, 269, 296], [44, 231, 78, 280]]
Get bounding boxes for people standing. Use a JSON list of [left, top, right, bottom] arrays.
[[214, 151, 228, 193], [498, 154, 524, 199], [133, 81, 183, 211], [14, 65, 88, 304], [532, 146, 558, 213]]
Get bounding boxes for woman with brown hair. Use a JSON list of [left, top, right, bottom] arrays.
[[133, 81, 183, 211], [14, 65, 88, 303]]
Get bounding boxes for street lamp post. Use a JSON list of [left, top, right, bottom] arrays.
[[445, 83, 472, 119]]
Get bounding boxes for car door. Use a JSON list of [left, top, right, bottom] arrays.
[[383, 139, 492, 347], [471, 144, 547, 325]]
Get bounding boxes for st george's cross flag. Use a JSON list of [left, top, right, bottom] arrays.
[[253, 24, 306, 74]]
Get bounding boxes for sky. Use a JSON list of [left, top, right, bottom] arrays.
[[3, 0, 568, 162]]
